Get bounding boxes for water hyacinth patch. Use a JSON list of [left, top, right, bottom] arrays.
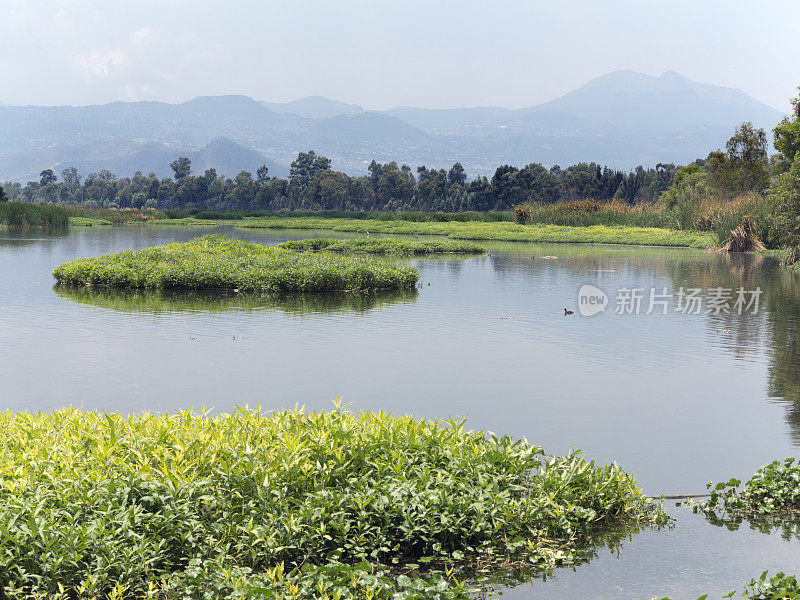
[[51, 234, 419, 292], [699, 458, 800, 516], [0, 406, 654, 599]]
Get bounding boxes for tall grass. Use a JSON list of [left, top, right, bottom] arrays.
[[52, 234, 419, 292], [0, 406, 654, 599], [0, 201, 69, 230], [513, 200, 674, 228]]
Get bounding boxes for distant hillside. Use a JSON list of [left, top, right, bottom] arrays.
[[0, 71, 787, 181], [188, 138, 286, 178], [0, 138, 286, 183], [314, 112, 429, 143], [262, 96, 363, 119]]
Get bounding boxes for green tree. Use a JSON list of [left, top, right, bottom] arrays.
[[256, 165, 270, 184], [767, 154, 800, 247], [709, 122, 770, 196], [0, 185, 7, 202], [490, 165, 524, 209], [170, 157, 192, 181], [774, 87, 800, 169], [447, 163, 466, 187], [39, 169, 56, 186], [289, 151, 331, 203], [727, 122, 770, 192]]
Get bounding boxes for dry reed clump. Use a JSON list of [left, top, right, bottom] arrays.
[[720, 214, 766, 252]]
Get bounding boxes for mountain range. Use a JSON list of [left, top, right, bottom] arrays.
[[0, 71, 786, 183]]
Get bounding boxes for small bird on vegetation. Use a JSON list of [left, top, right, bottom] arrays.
[[564, 308, 574, 316]]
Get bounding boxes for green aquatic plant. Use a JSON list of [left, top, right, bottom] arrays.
[[654, 571, 800, 600], [277, 237, 486, 255], [0, 406, 655, 599], [700, 458, 800, 516], [235, 217, 716, 248], [52, 234, 419, 292]]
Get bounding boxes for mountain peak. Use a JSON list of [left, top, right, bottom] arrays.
[[660, 70, 687, 80], [533, 69, 783, 131]]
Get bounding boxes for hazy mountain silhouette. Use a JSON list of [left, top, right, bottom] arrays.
[[529, 70, 783, 133], [0, 137, 286, 183], [314, 112, 429, 142], [262, 96, 364, 119], [0, 70, 786, 182]]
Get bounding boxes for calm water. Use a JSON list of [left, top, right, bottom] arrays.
[[3, 225, 800, 598]]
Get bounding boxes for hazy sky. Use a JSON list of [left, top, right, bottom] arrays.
[[2, 0, 798, 111]]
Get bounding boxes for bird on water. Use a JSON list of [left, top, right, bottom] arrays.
[[564, 308, 574, 316]]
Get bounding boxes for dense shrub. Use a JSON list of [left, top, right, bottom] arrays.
[[0, 407, 653, 599]]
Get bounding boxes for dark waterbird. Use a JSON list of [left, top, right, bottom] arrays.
[[564, 308, 574, 316]]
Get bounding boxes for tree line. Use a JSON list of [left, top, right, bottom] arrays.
[[1, 154, 682, 212]]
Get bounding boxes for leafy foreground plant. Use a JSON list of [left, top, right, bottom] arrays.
[[657, 461, 800, 600], [698, 458, 800, 516], [0, 406, 657, 599], [654, 571, 800, 600], [52, 234, 419, 292], [276, 237, 486, 255]]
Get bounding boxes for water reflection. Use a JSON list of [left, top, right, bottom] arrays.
[[54, 285, 418, 315], [702, 509, 800, 543], [460, 517, 661, 598], [480, 243, 800, 449]]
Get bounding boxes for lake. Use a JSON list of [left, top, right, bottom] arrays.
[[2, 224, 800, 598]]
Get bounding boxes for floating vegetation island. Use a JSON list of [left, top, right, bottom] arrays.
[[276, 237, 486, 255], [0, 406, 657, 599], [52, 234, 419, 292]]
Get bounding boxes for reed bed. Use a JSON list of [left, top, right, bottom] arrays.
[[0, 406, 653, 599], [277, 237, 486, 255], [52, 234, 419, 292], [513, 200, 674, 228], [236, 217, 716, 248], [0, 201, 70, 230]]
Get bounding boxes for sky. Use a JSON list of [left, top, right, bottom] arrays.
[[1, 0, 798, 112]]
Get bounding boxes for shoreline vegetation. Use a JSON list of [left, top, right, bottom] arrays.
[[237, 217, 717, 248], [0, 201, 69, 229], [0, 406, 657, 599], [52, 235, 419, 292]]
